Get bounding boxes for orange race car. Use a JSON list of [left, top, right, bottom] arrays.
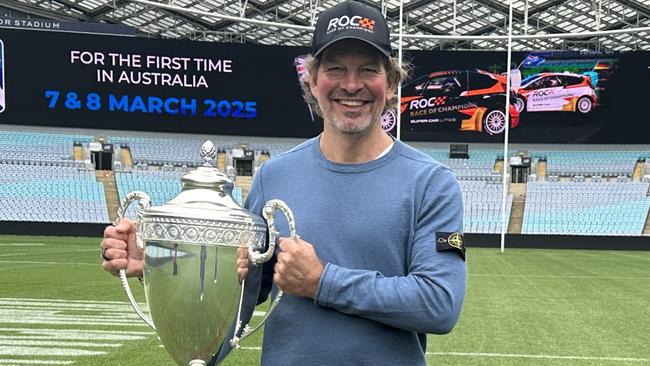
[[400, 69, 519, 135]]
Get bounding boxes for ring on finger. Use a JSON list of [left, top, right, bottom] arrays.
[[101, 248, 111, 261]]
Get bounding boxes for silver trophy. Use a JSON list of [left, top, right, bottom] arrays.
[[115, 140, 294, 366]]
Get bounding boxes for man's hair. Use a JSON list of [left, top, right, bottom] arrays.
[[300, 53, 411, 118]]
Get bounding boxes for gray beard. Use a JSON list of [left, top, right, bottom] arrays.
[[332, 120, 370, 136], [329, 111, 381, 136]]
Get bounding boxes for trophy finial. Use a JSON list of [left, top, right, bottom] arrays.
[[200, 140, 217, 167]]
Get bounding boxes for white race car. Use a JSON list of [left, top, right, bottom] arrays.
[[515, 72, 597, 114]]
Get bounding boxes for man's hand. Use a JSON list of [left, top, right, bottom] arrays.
[[237, 246, 249, 284], [100, 219, 144, 277], [274, 236, 324, 299]]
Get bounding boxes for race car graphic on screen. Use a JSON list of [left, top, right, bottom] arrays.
[[514, 72, 597, 114], [400, 70, 519, 135]]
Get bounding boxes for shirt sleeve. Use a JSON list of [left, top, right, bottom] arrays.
[[314, 167, 467, 334]]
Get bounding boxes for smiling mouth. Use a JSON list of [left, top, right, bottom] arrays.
[[335, 99, 370, 107]]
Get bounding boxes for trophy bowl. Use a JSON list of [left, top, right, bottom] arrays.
[[113, 140, 293, 366]]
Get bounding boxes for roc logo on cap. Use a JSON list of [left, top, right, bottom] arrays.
[[436, 232, 466, 260], [327, 15, 376, 33]]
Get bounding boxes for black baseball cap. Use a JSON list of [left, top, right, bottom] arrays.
[[312, 0, 392, 58]]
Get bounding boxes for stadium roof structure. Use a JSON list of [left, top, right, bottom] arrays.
[[1, 0, 649, 51]]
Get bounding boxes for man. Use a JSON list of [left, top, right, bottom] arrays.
[[101, 1, 466, 365]]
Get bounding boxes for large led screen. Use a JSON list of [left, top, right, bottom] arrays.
[[0, 28, 319, 138], [1, 28, 649, 143]]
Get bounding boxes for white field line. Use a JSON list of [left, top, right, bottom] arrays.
[[0, 306, 139, 319], [235, 348, 650, 362], [0, 346, 105, 356], [0, 299, 157, 364], [0, 328, 154, 341], [607, 252, 650, 261], [0, 340, 122, 348], [426, 351, 650, 362], [0, 317, 147, 327], [0, 335, 146, 342], [469, 274, 650, 280], [0, 298, 263, 364], [0, 309, 143, 320], [0, 299, 266, 317], [0, 298, 140, 307], [0, 254, 29, 258], [0, 243, 46, 246], [0, 328, 153, 336], [0, 360, 73, 365], [0, 261, 96, 266]]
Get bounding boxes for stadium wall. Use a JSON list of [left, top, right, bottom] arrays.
[[1, 221, 647, 250], [0, 221, 106, 238], [467, 234, 650, 250]]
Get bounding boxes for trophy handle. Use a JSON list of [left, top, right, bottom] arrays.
[[114, 191, 155, 330], [230, 199, 296, 348]]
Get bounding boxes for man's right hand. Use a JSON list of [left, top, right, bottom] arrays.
[[237, 246, 249, 284], [100, 219, 144, 278]]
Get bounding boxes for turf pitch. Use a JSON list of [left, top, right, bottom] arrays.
[[0, 235, 648, 366]]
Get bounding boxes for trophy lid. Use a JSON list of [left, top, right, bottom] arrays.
[[140, 140, 266, 243], [179, 140, 232, 190]]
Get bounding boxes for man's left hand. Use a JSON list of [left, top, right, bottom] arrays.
[[274, 236, 324, 299]]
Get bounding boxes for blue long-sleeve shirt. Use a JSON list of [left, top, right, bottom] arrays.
[[244, 136, 466, 365]]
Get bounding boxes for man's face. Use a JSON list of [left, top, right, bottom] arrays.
[[310, 39, 395, 136]]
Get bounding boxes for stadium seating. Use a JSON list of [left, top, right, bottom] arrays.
[[529, 149, 644, 177], [1, 130, 648, 238], [115, 170, 244, 219], [0, 130, 92, 165], [115, 170, 185, 219], [0, 164, 109, 223], [111, 136, 233, 167], [522, 181, 650, 236], [252, 142, 299, 157], [420, 148, 503, 181], [460, 180, 513, 233]]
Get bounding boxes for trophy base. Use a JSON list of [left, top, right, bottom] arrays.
[[189, 360, 206, 366]]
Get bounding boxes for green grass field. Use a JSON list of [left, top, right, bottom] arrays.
[[0, 235, 648, 366]]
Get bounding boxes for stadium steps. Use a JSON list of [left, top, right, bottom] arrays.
[[73, 145, 84, 161], [235, 175, 253, 201], [122, 148, 133, 168], [493, 158, 503, 173], [507, 183, 526, 234], [641, 184, 650, 235], [217, 151, 227, 172], [537, 160, 547, 178], [96, 171, 120, 223], [633, 161, 644, 180]]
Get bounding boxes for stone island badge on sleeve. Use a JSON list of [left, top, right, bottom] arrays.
[[436, 232, 466, 260]]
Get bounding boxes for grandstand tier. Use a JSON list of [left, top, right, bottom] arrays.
[[0, 129, 649, 238]]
